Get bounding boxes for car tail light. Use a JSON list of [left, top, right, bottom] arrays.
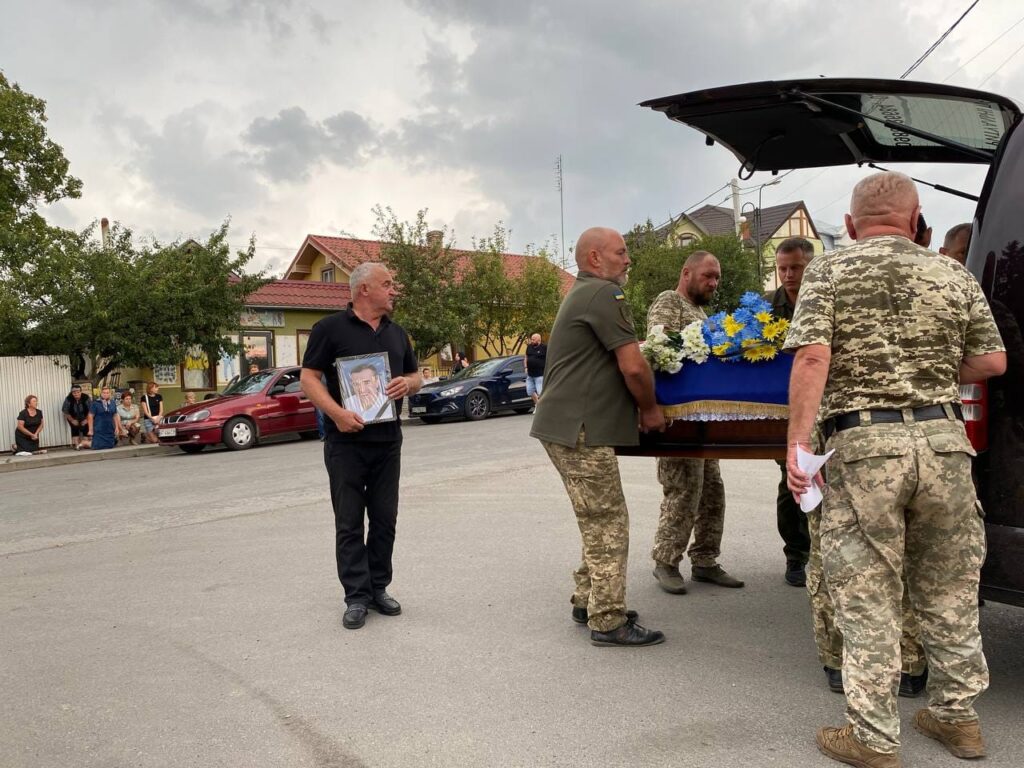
[[959, 382, 988, 452]]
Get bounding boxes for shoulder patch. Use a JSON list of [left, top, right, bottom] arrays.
[[612, 289, 625, 301]]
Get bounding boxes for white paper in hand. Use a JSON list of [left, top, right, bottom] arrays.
[[795, 446, 835, 513]]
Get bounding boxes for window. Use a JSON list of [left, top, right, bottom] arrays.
[[321, 267, 335, 283], [506, 359, 525, 375]]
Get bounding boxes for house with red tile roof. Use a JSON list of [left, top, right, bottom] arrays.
[[282, 232, 574, 371]]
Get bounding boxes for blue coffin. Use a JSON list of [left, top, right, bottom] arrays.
[[655, 354, 793, 407]]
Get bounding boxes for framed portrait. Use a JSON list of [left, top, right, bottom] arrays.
[[242, 331, 274, 374], [181, 345, 214, 391], [217, 335, 241, 386], [335, 352, 395, 424]]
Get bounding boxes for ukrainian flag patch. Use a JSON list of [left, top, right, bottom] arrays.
[[613, 289, 625, 301]]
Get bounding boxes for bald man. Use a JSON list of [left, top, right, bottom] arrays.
[[939, 223, 971, 265], [785, 171, 1004, 765], [532, 227, 667, 647], [649, 250, 744, 594]]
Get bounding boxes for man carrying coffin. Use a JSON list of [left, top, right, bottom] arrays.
[[649, 251, 744, 594]]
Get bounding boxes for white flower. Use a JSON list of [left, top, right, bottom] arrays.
[[680, 320, 710, 364]]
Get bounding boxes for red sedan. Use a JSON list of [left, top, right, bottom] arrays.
[[157, 367, 319, 453]]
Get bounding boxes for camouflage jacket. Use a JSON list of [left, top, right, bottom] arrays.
[[647, 289, 706, 336], [783, 235, 1005, 419]]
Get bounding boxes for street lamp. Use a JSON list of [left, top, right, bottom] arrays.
[[738, 177, 783, 286]]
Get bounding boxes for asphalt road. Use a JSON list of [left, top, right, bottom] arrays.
[[2, 413, 1022, 768]]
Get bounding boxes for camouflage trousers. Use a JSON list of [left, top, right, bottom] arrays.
[[651, 457, 724, 568], [822, 419, 988, 753], [806, 510, 925, 674], [542, 429, 630, 632]]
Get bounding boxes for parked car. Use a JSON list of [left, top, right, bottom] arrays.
[[409, 355, 534, 423], [641, 77, 1024, 606], [157, 367, 318, 453]]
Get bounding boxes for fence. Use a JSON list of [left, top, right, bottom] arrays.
[[1, 356, 73, 451]]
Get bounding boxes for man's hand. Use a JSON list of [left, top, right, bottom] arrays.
[[639, 405, 667, 433], [385, 376, 410, 400], [333, 409, 365, 433], [786, 441, 823, 503]]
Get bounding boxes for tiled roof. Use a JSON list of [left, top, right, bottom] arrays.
[[246, 279, 351, 310], [292, 235, 575, 295]]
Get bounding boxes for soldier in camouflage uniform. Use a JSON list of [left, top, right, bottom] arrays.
[[785, 172, 1005, 766], [649, 251, 744, 593], [531, 227, 667, 647]]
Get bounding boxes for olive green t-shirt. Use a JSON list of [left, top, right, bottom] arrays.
[[530, 272, 640, 447], [784, 235, 1005, 419]]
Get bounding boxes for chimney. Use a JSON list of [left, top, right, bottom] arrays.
[[100, 218, 111, 249], [426, 230, 443, 249]]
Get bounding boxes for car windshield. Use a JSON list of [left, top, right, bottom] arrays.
[[448, 358, 508, 379], [222, 371, 274, 395]]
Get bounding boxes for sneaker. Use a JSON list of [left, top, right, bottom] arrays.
[[691, 564, 745, 588], [652, 562, 687, 594], [913, 709, 985, 759], [898, 668, 927, 698], [342, 603, 368, 630], [816, 724, 901, 767], [824, 666, 844, 694], [590, 621, 665, 647], [785, 560, 807, 587], [14, 451, 32, 457], [571, 606, 638, 625]]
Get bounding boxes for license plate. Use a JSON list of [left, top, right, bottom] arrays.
[[411, 406, 426, 414], [158, 428, 177, 438]]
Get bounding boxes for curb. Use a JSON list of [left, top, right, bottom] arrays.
[[0, 444, 177, 474]]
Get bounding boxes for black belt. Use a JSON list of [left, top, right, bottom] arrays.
[[823, 403, 963, 439]]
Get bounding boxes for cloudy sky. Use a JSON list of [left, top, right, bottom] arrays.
[[3, 0, 1023, 275]]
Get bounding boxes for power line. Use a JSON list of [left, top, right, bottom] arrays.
[[979, 39, 1024, 87], [943, 13, 1024, 82], [900, 0, 981, 79]]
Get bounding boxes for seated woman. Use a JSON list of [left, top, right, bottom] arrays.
[[116, 391, 142, 445], [13, 395, 46, 456], [140, 382, 164, 444], [86, 386, 121, 450]]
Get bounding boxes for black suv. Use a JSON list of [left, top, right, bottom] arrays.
[[641, 78, 1023, 607]]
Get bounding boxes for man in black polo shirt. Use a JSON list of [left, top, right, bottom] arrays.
[[300, 262, 421, 630]]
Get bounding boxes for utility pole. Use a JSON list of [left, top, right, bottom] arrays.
[[731, 178, 741, 235], [555, 155, 566, 269]]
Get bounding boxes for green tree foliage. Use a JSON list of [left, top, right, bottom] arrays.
[[4, 221, 267, 386], [460, 224, 563, 356], [371, 206, 463, 360], [622, 221, 762, 335]]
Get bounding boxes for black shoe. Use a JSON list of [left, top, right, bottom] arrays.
[[824, 666, 844, 693], [572, 606, 638, 625], [590, 621, 665, 647], [899, 668, 928, 698], [342, 603, 368, 629], [785, 560, 807, 587], [369, 590, 402, 616]]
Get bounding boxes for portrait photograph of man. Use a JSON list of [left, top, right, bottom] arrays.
[[337, 354, 395, 423]]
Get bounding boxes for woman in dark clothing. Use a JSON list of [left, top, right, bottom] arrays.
[[87, 386, 120, 450], [14, 395, 45, 455], [62, 384, 91, 448]]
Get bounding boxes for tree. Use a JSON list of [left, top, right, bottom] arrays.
[[371, 206, 463, 360], [459, 224, 563, 356], [623, 222, 762, 335], [2, 220, 267, 386]]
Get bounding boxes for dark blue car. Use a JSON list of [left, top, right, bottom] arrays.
[[409, 355, 533, 423]]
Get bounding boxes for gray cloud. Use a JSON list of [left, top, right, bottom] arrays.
[[243, 107, 378, 182], [118, 105, 264, 216]]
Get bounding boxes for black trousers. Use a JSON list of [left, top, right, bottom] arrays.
[[324, 438, 402, 606], [775, 460, 810, 564]]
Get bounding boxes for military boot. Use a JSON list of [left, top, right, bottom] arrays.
[[913, 710, 986, 759], [652, 562, 687, 594], [691, 564, 745, 588], [816, 725, 901, 768]]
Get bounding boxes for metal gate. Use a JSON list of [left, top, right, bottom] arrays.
[[0, 356, 73, 451]]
